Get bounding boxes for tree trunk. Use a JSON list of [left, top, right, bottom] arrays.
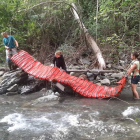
[[71, 3, 106, 69], [96, 0, 99, 42]]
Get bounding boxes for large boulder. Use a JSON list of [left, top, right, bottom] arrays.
[[1, 70, 28, 87], [20, 79, 46, 94], [0, 70, 28, 95]]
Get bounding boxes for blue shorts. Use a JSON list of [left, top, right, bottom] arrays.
[[131, 75, 140, 84]]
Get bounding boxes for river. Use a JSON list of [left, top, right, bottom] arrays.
[[0, 87, 140, 140]]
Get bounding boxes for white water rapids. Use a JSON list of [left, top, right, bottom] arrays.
[[0, 89, 140, 140]]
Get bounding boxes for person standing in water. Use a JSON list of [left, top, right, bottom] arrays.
[[127, 52, 140, 99], [53, 50, 67, 71], [1, 32, 19, 71]]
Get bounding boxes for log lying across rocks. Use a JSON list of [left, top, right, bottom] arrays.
[[67, 69, 119, 73]]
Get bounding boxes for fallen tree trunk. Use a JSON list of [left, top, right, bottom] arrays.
[[71, 3, 106, 70], [67, 69, 118, 73]]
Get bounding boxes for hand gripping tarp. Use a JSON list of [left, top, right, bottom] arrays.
[[11, 50, 126, 98]]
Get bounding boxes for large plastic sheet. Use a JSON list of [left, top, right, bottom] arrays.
[[11, 50, 126, 98]]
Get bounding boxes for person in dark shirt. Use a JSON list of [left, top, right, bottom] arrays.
[[53, 50, 67, 71]]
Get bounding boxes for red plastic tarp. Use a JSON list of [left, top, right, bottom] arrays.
[[11, 50, 126, 98]]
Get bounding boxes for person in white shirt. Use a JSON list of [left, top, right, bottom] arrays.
[[127, 52, 140, 99]]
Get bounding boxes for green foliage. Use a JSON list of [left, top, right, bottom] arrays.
[[0, 0, 140, 64], [0, 0, 79, 58], [57, 44, 75, 57], [79, 0, 140, 48]]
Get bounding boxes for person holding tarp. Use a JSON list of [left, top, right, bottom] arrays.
[[1, 32, 19, 71], [127, 52, 140, 99]]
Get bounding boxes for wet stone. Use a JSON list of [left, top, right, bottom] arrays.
[[80, 58, 91, 65], [0, 71, 4, 76], [111, 72, 124, 79], [6, 91, 19, 96], [96, 83, 101, 86], [107, 64, 112, 68], [119, 60, 125, 66], [89, 77, 95, 81], [100, 79, 110, 85], [7, 84, 18, 92], [87, 72, 93, 77]]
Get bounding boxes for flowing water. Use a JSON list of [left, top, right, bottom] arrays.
[[0, 88, 140, 140]]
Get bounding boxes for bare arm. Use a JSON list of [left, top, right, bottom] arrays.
[[14, 40, 19, 48], [127, 64, 137, 76]]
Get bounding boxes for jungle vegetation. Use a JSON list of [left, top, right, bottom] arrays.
[[0, 0, 140, 65]]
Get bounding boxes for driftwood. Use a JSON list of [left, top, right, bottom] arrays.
[[67, 69, 118, 73], [71, 3, 106, 70]]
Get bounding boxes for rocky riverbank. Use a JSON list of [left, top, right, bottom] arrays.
[[0, 68, 47, 95], [0, 65, 131, 97]]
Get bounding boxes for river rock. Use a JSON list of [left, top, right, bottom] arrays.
[[2, 70, 21, 79], [80, 58, 91, 65], [87, 72, 93, 77], [7, 84, 18, 92], [105, 58, 113, 64], [111, 72, 124, 79], [41, 88, 46, 92], [20, 79, 46, 94], [96, 83, 101, 86], [6, 92, 18, 96], [1, 70, 28, 87], [31, 92, 59, 105], [70, 72, 75, 76], [100, 79, 110, 85], [107, 64, 112, 68], [0, 86, 9, 94], [110, 79, 118, 85], [112, 65, 124, 70], [137, 82, 140, 87], [96, 76, 100, 80], [119, 60, 125, 66], [104, 73, 112, 77], [0, 71, 4, 76], [117, 66, 125, 70], [0, 70, 28, 94], [89, 77, 95, 81], [27, 75, 35, 81]]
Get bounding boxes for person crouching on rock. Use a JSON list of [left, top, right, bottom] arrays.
[[53, 50, 67, 72], [127, 52, 140, 99], [1, 32, 19, 71]]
